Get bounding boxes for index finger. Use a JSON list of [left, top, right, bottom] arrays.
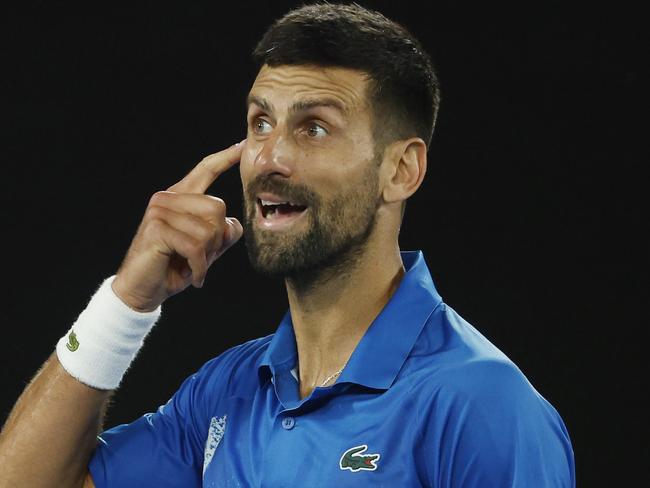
[[168, 139, 246, 194]]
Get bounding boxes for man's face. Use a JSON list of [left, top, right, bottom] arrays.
[[240, 64, 383, 279]]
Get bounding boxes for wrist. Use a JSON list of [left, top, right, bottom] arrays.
[[56, 275, 162, 390], [111, 275, 161, 313]]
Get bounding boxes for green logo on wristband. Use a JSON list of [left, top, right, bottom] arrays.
[[66, 331, 79, 352]]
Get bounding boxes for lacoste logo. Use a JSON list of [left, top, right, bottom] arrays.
[[66, 331, 79, 352], [340, 444, 381, 472]]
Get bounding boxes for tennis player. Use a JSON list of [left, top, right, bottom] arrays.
[[0, 3, 575, 487]]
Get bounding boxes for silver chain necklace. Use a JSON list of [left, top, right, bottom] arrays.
[[319, 367, 344, 387], [296, 358, 347, 388]]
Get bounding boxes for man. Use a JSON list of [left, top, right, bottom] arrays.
[[0, 3, 575, 487]]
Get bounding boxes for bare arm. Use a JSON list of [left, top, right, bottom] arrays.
[[0, 142, 245, 488], [0, 352, 108, 488]]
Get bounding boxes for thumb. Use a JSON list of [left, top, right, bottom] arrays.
[[208, 217, 243, 265], [223, 217, 243, 248]]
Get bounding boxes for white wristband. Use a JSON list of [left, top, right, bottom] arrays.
[[56, 275, 162, 390]]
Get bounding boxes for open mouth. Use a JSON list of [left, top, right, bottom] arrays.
[[256, 197, 309, 229], [258, 199, 308, 219]]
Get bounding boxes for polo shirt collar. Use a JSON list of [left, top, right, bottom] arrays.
[[258, 250, 442, 391]]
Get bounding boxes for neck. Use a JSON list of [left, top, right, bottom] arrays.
[[286, 241, 405, 399]]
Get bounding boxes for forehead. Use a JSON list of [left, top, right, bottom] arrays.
[[247, 64, 369, 115]]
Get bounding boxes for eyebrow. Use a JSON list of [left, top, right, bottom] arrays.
[[246, 94, 350, 119]]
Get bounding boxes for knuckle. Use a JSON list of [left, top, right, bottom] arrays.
[[205, 196, 226, 217], [206, 195, 225, 208], [205, 195, 224, 205], [144, 205, 164, 221], [149, 191, 167, 205]]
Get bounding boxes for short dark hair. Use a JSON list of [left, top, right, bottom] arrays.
[[252, 2, 441, 156]]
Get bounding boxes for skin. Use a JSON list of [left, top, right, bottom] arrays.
[[0, 144, 245, 488], [0, 63, 427, 486], [240, 64, 428, 398]]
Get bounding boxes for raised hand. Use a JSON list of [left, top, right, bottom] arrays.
[[111, 140, 246, 312]]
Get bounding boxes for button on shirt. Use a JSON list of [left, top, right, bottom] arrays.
[[88, 250, 575, 487]]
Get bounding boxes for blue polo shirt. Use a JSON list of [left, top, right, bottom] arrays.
[[88, 250, 575, 487]]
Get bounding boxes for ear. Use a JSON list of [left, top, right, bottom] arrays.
[[381, 137, 427, 204]]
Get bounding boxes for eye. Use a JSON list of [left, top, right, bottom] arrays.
[[252, 118, 272, 135], [305, 122, 328, 139]]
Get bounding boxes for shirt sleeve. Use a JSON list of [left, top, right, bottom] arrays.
[[420, 358, 576, 488], [88, 360, 218, 488]]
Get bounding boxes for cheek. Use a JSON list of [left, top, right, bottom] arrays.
[[239, 147, 254, 182]]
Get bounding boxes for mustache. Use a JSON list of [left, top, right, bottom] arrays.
[[245, 175, 319, 207]]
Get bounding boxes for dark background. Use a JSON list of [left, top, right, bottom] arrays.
[[1, 1, 645, 486]]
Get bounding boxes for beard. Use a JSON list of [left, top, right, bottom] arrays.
[[242, 162, 381, 290]]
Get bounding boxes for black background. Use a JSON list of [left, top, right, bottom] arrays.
[[1, 1, 645, 486]]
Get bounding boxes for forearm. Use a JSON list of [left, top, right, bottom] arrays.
[[0, 352, 112, 488], [0, 142, 241, 487]]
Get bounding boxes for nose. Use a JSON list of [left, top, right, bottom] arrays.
[[249, 131, 294, 179]]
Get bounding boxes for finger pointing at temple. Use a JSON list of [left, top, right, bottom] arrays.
[[111, 139, 247, 312], [168, 139, 246, 194]]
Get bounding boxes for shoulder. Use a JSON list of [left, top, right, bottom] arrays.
[[413, 302, 562, 420], [411, 305, 574, 486], [416, 356, 575, 487], [412, 303, 538, 398]]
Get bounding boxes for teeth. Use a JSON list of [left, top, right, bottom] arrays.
[[258, 197, 307, 221], [260, 199, 289, 206]]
